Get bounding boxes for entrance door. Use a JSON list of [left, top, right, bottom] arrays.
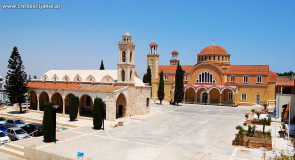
[[256, 95, 260, 105], [118, 105, 123, 117], [202, 92, 208, 103]]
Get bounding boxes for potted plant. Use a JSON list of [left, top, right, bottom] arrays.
[[251, 109, 255, 116], [278, 130, 285, 138], [206, 100, 208, 105], [233, 103, 235, 107], [281, 118, 285, 126], [245, 113, 249, 120]]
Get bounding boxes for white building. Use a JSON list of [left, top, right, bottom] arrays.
[[27, 31, 151, 120]]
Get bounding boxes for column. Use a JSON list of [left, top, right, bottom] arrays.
[[183, 90, 186, 103], [62, 98, 66, 115], [219, 94, 222, 106], [37, 96, 40, 111], [195, 92, 197, 104], [26, 95, 29, 110]]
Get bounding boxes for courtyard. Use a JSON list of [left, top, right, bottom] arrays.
[[1, 102, 279, 160]]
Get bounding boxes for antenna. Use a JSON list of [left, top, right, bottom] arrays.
[[213, 38, 215, 45]]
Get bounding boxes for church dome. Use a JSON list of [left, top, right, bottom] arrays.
[[199, 45, 228, 54], [171, 50, 178, 54], [149, 42, 158, 46]]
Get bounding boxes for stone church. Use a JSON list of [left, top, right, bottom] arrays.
[[27, 31, 151, 120]]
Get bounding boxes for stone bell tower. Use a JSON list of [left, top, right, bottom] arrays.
[[117, 30, 136, 84]]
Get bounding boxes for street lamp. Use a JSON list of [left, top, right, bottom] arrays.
[[52, 105, 59, 143]]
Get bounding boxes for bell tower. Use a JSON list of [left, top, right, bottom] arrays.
[[170, 50, 179, 66], [147, 42, 159, 82], [117, 30, 135, 84]]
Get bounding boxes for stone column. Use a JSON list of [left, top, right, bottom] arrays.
[[219, 94, 222, 106], [62, 98, 66, 115], [195, 92, 197, 104], [37, 96, 40, 111], [26, 95, 29, 110]]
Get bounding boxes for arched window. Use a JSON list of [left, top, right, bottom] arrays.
[[130, 71, 132, 81], [196, 72, 216, 83], [121, 69, 125, 81], [130, 52, 132, 62], [149, 58, 153, 77], [122, 51, 126, 62]]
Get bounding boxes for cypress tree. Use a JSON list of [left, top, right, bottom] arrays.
[[100, 60, 105, 70], [143, 74, 148, 83], [69, 96, 79, 121], [147, 66, 152, 85], [5, 47, 28, 113], [43, 102, 55, 142], [174, 63, 185, 105], [157, 71, 165, 104], [93, 98, 103, 129]]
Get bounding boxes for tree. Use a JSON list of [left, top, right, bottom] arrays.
[[5, 47, 28, 113], [93, 98, 103, 129], [43, 102, 55, 142], [69, 96, 79, 121], [143, 66, 151, 85], [174, 63, 185, 105], [157, 71, 165, 104], [277, 71, 295, 76], [33, 75, 37, 79], [100, 60, 105, 70]]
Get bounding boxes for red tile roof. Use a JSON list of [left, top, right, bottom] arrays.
[[171, 50, 179, 54], [27, 82, 125, 93], [199, 45, 228, 54], [276, 80, 295, 86], [269, 71, 278, 82], [149, 42, 158, 46], [228, 65, 269, 74], [158, 65, 194, 74]]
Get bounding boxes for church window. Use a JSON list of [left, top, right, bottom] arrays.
[[146, 98, 149, 107], [228, 92, 233, 100], [130, 71, 132, 81], [122, 52, 126, 62], [257, 76, 262, 83], [164, 74, 168, 80], [197, 72, 215, 83], [230, 75, 235, 82], [242, 93, 247, 101], [130, 52, 132, 62], [243, 75, 248, 83], [121, 70, 125, 81], [185, 75, 188, 81]]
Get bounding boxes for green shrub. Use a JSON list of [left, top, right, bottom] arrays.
[[268, 116, 272, 125], [236, 125, 244, 135], [69, 96, 79, 121], [93, 98, 103, 129], [255, 111, 261, 119], [245, 113, 249, 119], [43, 102, 56, 142]]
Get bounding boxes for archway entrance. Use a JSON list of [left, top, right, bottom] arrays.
[[79, 95, 93, 117], [185, 87, 195, 103], [201, 92, 208, 103], [39, 92, 49, 111], [51, 93, 63, 113], [29, 91, 37, 110], [209, 88, 220, 104], [256, 95, 260, 105], [116, 93, 126, 118], [221, 88, 234, 105], [65, 93, 75, 114]]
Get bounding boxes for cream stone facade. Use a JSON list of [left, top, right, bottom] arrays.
[[27, 31, 151, 120], [147, 43, 277, 106]]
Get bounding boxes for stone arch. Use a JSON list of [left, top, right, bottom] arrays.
[[51, 74, 59, 82], [185, 87, 195, 102], [209, 87, 220, 103], [51, 92, 63, 113], [86, 75, 95, 83], [221, 88, 234, 104], [79, 94, 93, 117], [220, 87, 235, 95], [62, 75, 70, 82], [65, 93, 75, 114], [39, 91, 49, 111], [208, 86, 221, 93], [42, 74, 49, 81], [100, 75, 114, 83], [200, 91, 209, 103], [195, 86, 208, 93], [29, 91, 37, 110], [74, 74, 82, 82], [116, 93, 127, 118]]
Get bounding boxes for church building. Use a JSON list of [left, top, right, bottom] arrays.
[[147, 42, 277, 106], [27, 31, 151, 120]]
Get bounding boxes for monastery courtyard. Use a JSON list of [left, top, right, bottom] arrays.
[[0, 103, 290, 160]]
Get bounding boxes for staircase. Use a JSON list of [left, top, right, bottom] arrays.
[[0, 143, 25, 159]]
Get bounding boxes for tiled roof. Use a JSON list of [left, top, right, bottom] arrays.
[[171, 50, 179, 54], [269, 71, 278, 82], [149, 42, 158, 46], [27, 82, 126, 93], [199, 45, 228, 54], [228, 65, 269, 74], [158, 65, 194, 74], [276, 80, 295, 86]]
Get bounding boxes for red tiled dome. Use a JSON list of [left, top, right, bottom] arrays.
[[149, 42, 158, 46], [171, 50, 178, 54], [199, 45, 228, 54]]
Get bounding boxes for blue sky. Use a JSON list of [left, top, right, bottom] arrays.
[[0, 0, 294, 79]]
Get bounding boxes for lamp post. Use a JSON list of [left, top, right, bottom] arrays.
[[52, 105, 59, 143]]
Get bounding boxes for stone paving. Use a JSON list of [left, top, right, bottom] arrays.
[[1, 103, 294, 160]]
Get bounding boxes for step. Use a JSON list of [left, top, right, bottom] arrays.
[[0, 145, 24, 159], [4, 143, 24, 152]]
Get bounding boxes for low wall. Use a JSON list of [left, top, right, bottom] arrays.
[[24, 146, 73, 160]]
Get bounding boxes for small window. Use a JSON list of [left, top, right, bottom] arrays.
[[164, 74, 168, 81], [228, 92, 233, 100], [185, 75, 188, 81], [169, 90, 172, 97], [146, 98, 149, 107], [213, 56, 215, 60], [242, 93, 247, 101], [230, 75, 235, 82], [218, 56, 220, 60], [205, 56, 207, 60], [209, 56, 211, 60], [257, 76, 262, 83], [243, 75, 248, 83]]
